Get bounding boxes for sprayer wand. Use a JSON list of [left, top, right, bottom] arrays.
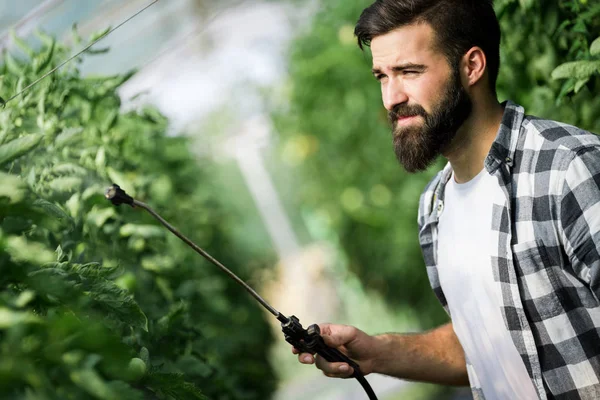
[[104, 184, 378, 400]]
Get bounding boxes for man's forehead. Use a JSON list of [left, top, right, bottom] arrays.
[[370, 23, 437, 67]]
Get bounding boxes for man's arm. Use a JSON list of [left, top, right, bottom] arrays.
[[559, 147, 600, 300], [372, 322, 468, 385], [295, 322, 469, 386]]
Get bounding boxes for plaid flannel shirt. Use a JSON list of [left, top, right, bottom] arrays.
[[417, 101, 600, 399]]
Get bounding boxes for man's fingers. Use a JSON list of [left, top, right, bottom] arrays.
[[292, 346, 313, 355], [296, 351, 354, 377], [317, 359, 354, 378], [298, 353, 314, 364], [292, 347, 315, 364]]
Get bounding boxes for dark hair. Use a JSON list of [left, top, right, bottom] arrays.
[[355, 0, 501, 92]]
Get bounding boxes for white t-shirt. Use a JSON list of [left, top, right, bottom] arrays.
[[437, 169, 538, 400]]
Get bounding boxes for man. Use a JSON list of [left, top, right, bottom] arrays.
[[293, 1, 600, 399]]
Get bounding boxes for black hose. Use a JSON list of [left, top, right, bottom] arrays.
[[355, 373, 378, 400]]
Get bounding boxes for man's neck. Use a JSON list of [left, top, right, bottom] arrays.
[[443, 99, 505, 184]]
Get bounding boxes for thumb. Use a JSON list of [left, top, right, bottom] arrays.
[[321, 333, 341, 348], [319, 324, 356, 348]]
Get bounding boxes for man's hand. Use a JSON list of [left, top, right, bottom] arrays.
[[292, 322, 469, 386], [292, 323, 380, 378]]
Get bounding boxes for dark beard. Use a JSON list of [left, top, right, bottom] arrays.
[[388, 70, 472, 173]]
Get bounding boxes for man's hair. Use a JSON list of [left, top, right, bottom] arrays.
[[354, 0, 501, 92]]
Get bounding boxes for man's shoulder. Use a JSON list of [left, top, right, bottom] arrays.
[[514, 113, 600, 197], [521, 114, 600, 156]]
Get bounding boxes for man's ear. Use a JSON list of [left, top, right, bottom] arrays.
[[461, 47, 487, 87]]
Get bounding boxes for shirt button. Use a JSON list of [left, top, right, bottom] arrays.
[[505, 157, 513, 166], [437, 201, 444, 214]]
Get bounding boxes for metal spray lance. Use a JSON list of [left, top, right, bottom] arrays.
[[105, 184, 378, 400]]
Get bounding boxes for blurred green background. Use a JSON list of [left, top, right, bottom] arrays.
[[0, 0, 598, 399]]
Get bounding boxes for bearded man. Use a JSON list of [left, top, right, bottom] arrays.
[[293, 1, 600, 399]]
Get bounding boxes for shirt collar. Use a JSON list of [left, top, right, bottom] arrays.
[[485, 100, 525, 173]]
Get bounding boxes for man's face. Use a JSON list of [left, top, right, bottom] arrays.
[[370, 23, 472, 172]]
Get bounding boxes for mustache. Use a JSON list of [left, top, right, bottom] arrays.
[[388, 104, 427, 124]]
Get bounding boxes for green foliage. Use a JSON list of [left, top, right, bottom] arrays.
[[496, 0, 600, 129], [548, 5, 600, 95], [272, 0, 600, 336], [551, 60, 600, 80], [0, 31, 276, 399]]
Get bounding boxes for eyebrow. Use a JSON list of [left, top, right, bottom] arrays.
[[372, 63, 428, 76]]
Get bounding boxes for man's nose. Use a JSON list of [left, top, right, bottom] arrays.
[[382, 78, 408, 111]]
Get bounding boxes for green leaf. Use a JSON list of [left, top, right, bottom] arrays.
[[591, 36, 600, 56], [14, 290, 36, 308], [89, 27, 111, 43], [10, 30, 34, 58], [177, 355, 213, 378], [32, 199, 75, 227], [97, 71, 136, 92], [119, 224, 164, 238], [0, 133, 43, 166], [0, 307, 42, 328], [51, 163, 88, 176], [36, 38, 56, 73], [55, 127, 84, 148], [68, 262, 119, 279], [29, 265, 149, 331], [146, 372, 209, 400], [100, 110, 118, 133], [551, 60, 600, 80], [574, 78, 589, 93], [518, 0, 534, 10], [106, 381, 144, 400], [85, 207, 117, 227], [47, 176, 83, 193], [95, 147, 106, 169], [3, 52, 23, 75], [53, 262, 147, 330], [37, 89, 46, 116], [0, 172, 28, 204], [27, 268, 79, 301], [139, 347, 149, 364], [141, 255, 175, 272], [87, 281, 148, 331], [572, 19, 588, 34], [34, 30, 55, 48], [5, 236, 56, 265], [56, 244, 67, 262], [554, 19, 572, 35], [70, 368, 117, 399], [556, 77, 577, 102]]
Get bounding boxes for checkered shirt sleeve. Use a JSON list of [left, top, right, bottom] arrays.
[[560, 145, 600, 302]]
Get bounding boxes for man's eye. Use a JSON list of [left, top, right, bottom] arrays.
[[375, 74, 386, 81]]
